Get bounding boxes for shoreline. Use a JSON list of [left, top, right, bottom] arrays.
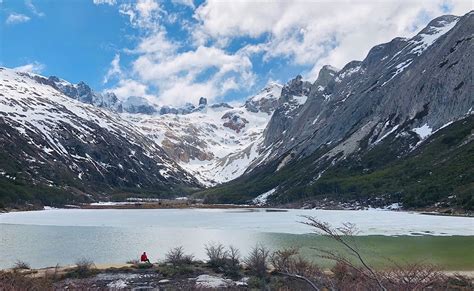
[[2, 201, 472, 218], [4, 262, 473, 290], [5, 263, 474, 275]]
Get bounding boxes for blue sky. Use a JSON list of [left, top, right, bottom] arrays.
[[0, 0, 471, 106]]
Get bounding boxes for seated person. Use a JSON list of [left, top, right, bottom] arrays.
[[140, 251, 151, 264]]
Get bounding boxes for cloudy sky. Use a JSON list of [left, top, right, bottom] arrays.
[[0, 0, 471, 106]]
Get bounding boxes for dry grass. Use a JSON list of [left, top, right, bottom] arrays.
[[0, 271, 53, 290]]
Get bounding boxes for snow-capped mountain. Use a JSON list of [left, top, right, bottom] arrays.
[[32, 74, 123, 112], [0, 63, 286, 197], [124, 82, 283, 185], [0, 68, 199, 204], [1, 12, 472, 210], [201, 12, 474, 209], [252, 13, 472, 169]]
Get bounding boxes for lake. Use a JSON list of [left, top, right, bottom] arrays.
[[1, 208, 473, 269]]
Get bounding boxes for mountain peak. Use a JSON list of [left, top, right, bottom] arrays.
[[420, 15, 459, 34], [244, 82, 283, 114], [314, 65, 340, 88], [199, 97, 208, 106]]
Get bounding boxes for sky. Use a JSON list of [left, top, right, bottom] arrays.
[[0, 0, 471, 106]]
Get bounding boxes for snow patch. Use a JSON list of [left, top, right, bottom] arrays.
[[292, 95, 307, 105], [252, 188, 277, 205], [410, 18, 460, 56], [413, 124, 432, 139]]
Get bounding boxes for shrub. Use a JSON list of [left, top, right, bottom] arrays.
[[382, 263, 446, 290], [0, 271, 53, 290], [225, 245, 242, 278], [204, 244, 242, 279], [247, 276, 267, 289], [13, 260, 31, 270], [68, 258, 96, 278], [136, 262, 153, 269], [159, 264, 195, 277], [244, 245, 269, 278], [205, 243, 227, 268], [165, 246, 194, 266], [270, 248, 325, 290]]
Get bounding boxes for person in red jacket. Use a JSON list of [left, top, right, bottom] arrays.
[[140, 252, 150, 264]]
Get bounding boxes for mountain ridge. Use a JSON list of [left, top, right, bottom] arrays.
[[0, 11, 472, 210], [197, 11, 474, 211]]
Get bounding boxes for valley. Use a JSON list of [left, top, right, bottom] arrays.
[[0, 12, 473, 214]]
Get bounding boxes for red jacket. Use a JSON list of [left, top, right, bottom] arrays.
[[141, 253, 148, 261]]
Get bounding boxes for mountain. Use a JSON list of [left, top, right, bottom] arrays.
[[197, 12, 474, 211], [32, 74, 123, 111], [1, 12, 472, 211], [0, 68, 199, 207], [124, 82, 283, 185]]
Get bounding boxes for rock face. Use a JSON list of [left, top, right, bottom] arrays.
[[122, 96, 157, 114], [244, 82, 282, 114], [262, 76, 312, 148], [252, 13, 472, 169], [201, 12, 474, 209], [199, 97, 208, 106], [222, 111, 249, 133], [0, 68, 199, 206], [32, 75, 123, 112]]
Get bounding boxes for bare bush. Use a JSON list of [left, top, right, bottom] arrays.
[[165, 246, 194, 265], [228, 246, 241, 267], [301, 216, 387, 290], [270, 248, 328, 290], [301, 217, 453, 291], [205, 243, 228, 268], [13, 260, 30, 270], [244, 245, 270, 278], [382, 263, 447, 290], [70, 258, 96, 278], [204, 243, 242, 278], [331, 261, 378, 290], [0, 271, 53, 290]]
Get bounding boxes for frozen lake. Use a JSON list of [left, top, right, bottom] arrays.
[[1, 208, 473, 269]]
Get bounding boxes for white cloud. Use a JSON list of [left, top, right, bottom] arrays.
[[104, 0, 471, 106], [103, 54, 122, 84], [13, 62, 45, 74], [194, 0, 472, 80], [104, 0, 255, 106], [108, 79, 149, 100], [133, 30, 178, 57], [131, 45, 254, 105], [93, 0, 116, 5], [6, 13, 31, 25], [119, 0, 162, 30], [25, 0, 45, 17]]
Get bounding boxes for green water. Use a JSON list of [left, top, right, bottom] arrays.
[[261, 233, 474, 270]]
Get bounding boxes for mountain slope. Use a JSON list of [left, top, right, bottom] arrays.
[[199, 115, 473, 210], [197, 12, 474, 210], [0, 68, 199, 207]]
